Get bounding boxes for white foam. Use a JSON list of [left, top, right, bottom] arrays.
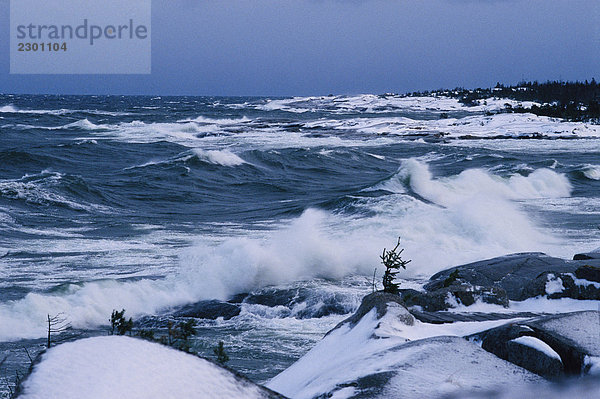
[[0, 104, 132, 116], [380, 159, 572, 206], [0, 104, 18, 113], [191, 148, 246, 166], [0, 171, 95, 211], [180, 115, 251, 124], [581, 164, 600, 180]]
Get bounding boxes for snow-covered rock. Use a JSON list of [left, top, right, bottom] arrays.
[[16, 336, 285, 399], [444, 376, 600, 399], [468, 311, 600, 378], [267, 292, 542, 399], [507, 336, 563, 378], [423, 252, 600, 302]]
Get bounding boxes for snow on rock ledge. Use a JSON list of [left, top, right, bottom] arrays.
[[267, 292, 542, 399], [16, 336, 285, 399]]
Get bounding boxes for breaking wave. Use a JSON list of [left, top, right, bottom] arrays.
[[581, 164, 600, 181], [0, 158, 569, 341], [376, 158, 572, 205]]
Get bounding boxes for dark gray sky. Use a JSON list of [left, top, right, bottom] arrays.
[[1, 0, 598, 96]]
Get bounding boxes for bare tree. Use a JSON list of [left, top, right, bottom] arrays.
[[47, 313, 71, 348]]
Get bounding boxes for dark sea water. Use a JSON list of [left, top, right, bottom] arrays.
[[0, 94, 599, 392]]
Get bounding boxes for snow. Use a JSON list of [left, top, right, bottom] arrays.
[[267, 306, 541, 399], [545, 274, 565, 295], [584, 356, 600, 375], [566, 273, 600, 289], [534, 312, 600, 356], [447, 296, 600, 315], [511, 336, 562, 360], [306, 112, 600, 140], [18, 336, 270, 399]]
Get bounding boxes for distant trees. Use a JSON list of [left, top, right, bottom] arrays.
[[412, 79, 600, 122]]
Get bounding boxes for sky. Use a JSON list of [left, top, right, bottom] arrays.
[[0, 0, 598, 96]]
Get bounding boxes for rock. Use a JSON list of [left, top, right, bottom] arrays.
[[268, 294, 542, 399], [243, 286, 357, 319], [399, 284, 508, 312], [330, 291, 414, 332], [269, 333, 542, 399], [468, 311, 600, 378], [244, 288, 302, 307], [506, 336, 563, 378], [172, 300, 241, 320], [426, 252, 600, 301], [520, 272, 600, 300], [411, 310, 541, 324], [574, 265, 600, 283], [15, 336, 286, 399], [444, 375, 600, 399], [293, 300, 349, 319], [573, 248, 600, 260]]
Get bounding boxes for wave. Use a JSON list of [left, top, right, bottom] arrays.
[[0, 168, 567, 342], [14, 118, 107, 131], [179, 116, 251, 125], [581, 164, 600, 180], [125, 148, 247, 170], [0, 104, 72, 115], [0, 104, 132, 116], [191, 149, 246, 166], [0, 171, 108, 212], [375, 159, 572, 206]]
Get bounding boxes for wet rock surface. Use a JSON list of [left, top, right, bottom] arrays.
[[172, 300, 241, 320]]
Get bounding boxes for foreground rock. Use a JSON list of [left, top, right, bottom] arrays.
[[267, 292, 542, 399], [16, 336, 285, 399], [468, 311, 600, 379], [445, 376, 600, 399], [399, 253, 600, 311]]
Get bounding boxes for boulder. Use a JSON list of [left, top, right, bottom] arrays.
[[15, 336, 286, 399], [172, 300, 241, 320], [330, 291, 414, 331], [268, 293, 542, 399], [520, 272, 600, 300], [573, 248, 600, 261], [399, 284, 508, 312], [242, 286, 358, 319], [506, 336, 563, 378], [574, 265, 600, 283], [444, 375, 600, 399], [468, 311, 600, 378], [425, 252, 600, 301]]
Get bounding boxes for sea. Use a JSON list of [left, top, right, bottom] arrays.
[[0, 94, 599, 394]]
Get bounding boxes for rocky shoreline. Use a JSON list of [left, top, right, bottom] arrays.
[[12, 250, 600, 398]]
